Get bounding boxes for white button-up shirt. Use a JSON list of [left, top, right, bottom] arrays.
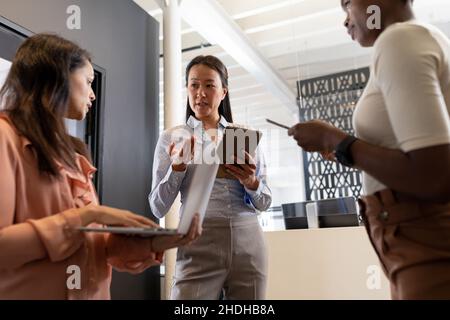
[[149, 116, 272, 219]]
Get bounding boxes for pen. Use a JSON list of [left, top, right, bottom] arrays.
[[266, 118, 291, 130]]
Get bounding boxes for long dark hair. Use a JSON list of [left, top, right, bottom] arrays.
[[0, 33, 92, 176], [185, 55, 233, 123]]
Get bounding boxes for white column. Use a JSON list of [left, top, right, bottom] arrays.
[[163, 0, 183, 129], [161, 0, 183, 300]]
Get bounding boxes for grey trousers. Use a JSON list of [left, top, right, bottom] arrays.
[[170, 215, 268, 300]]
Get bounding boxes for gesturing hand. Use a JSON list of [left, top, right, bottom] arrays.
[[287, 120, 347, 153], [169, 135, 195, 172]]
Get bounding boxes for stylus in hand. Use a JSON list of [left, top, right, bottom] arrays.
[[266, 118, 291, 130]]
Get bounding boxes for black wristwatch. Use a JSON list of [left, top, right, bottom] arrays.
[[334, 135, 358, 167]]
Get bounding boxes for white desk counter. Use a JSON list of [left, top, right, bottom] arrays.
[[264, 226, 391, 299]]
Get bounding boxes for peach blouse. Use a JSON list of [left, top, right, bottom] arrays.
[[0, 113, 132, 299]]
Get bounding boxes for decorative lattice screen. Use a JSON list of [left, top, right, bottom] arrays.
[[297, 67, 370, 201]]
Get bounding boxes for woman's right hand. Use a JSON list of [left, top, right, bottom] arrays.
[[169, 136, 195, 172], [78, 204, 156, 228], [150, 213, 202, 252]]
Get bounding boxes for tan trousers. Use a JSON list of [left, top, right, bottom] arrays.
[[359, 189, 450, 299], [170, 215, 268, 300]]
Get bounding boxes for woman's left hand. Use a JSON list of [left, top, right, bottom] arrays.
[[106, 214, 202, 274], [106, 235, 163, 274], [151, 213, 203, 252], [287, 120, 348, 153], [224, 151, 259, 191]]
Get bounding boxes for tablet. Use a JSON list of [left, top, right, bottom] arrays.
[[216, 126, 262, 165], [77, 226, 178, 237], [177, 163, 219, 234], [216, 126, 262, 179], [78, 163, 219, 236]]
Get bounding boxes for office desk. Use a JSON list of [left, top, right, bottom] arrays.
[[264, 227, 391, 299]]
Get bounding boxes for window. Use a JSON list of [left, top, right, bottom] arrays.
[[0, 57, 11, 107]]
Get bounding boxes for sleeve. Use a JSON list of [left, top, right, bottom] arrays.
[[244, 145, 272, 211], [373, 25, 450, 152], [0, 125, 84, 270], [26, 209, 85, 263], [148, 131, 186, 218]]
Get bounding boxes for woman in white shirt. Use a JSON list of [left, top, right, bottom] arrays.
[[149, 55, 271, 299], [288, 0, 450, 299]]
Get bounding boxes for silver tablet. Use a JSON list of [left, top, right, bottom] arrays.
[[77, 226, 178, 237], [78, 164, 219, 236]]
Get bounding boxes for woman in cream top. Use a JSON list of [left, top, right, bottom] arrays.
[[288, 0, 450, 299]]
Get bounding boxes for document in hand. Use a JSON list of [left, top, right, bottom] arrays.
[[216, 126, 262, 179]]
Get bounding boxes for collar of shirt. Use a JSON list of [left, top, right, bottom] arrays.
[[186, 115, 229, 142], [186, 115, 229, 130]]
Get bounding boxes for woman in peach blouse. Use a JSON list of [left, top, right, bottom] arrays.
[[0, 33, 200, 299]]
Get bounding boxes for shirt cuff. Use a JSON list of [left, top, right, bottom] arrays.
[[167, 166, 187, 185], [26, 208, 85, 262], [245, 179, 264, 199]]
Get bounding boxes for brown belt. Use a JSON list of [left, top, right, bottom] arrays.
[[359, 189, 450, 225]]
